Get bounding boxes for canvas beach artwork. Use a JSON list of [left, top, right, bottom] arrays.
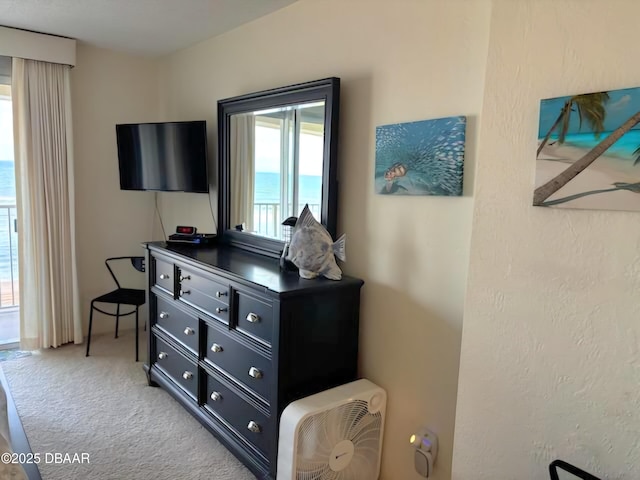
[[535, 86, 640, 211], [375, 116, 466, 196]]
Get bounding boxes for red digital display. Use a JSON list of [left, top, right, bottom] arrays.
[[176, 226, 196, 235]]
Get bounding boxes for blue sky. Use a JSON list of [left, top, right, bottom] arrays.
[[538, 86, 640, 137]]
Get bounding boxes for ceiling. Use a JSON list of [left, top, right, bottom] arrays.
[[0, 0, 299, 57]]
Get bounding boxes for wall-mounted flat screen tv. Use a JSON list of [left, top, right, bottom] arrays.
[[116, 120, 209, 193]]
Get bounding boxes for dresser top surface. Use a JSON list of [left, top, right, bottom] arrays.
[[145, 242, 363, 296]]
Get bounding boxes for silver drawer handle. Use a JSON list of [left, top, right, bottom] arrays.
[[211, 343, 223, 353], [159, 273, 170, 280], [180, 289, 191, 296], [216, 291, 228, 298], [215, 307, 228, 314], [247, 421, 262, 433], [210, 391, 222, 402], [246, 312, 260, 323], [248, 367, 263, 379], [184, 327, 195, 336], [179, 274, 191, 281], [159, 311, 169, 319], [158, 352, 167, 360], [182, 371, 193, 380]]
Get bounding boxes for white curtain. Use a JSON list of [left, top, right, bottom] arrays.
[[11, 57, 81, 349], [230, 114, 255, 232]]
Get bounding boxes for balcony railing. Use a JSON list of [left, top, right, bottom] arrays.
[[253, 203, 321, 239], [0, 205, 18, 308]]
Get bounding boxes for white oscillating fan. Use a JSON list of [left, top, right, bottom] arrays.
[[277, 379, 386, 480]]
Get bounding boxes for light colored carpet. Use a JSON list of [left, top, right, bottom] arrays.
[[1, 329, 256, 480]]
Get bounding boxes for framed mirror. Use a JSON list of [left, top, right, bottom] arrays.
[[218, 78, 340, 257]]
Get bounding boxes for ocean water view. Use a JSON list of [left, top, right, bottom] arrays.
[[0, 160, 18, 304], [543, 130, 640, 160], [254, 172, 322, 205], [252, 172, 322, 238]]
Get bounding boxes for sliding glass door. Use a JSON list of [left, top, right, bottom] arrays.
[[0, 84, 19, 348]]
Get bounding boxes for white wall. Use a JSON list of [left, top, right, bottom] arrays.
[[453, 1, 640, 478], [72, 44, 159, 334], [157, 1, 490, 478]]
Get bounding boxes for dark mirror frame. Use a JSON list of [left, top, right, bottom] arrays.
[[217, 77, 340, 258]]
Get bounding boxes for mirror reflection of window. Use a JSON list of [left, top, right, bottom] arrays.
[[253, 112, 287, 238], [298, 103, 324, 222], [230, 101, 325, 241]]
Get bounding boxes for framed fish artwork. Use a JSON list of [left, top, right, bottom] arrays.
[[375, 116, 466, 196]]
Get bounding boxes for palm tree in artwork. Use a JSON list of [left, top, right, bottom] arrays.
[[633, 145, 640, 166], [534, 110, 640, 205], [537, 92, 610, 157]]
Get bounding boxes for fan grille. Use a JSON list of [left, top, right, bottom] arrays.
[[295, 400, 383, 480]]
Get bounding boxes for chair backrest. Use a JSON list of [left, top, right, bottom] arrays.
[[549, 460, 601, 480], [105, 256, 145, 289]]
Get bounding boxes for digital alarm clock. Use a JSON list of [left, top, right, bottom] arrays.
[[167, 225, 217, 246], [175, 225, 197, 235]]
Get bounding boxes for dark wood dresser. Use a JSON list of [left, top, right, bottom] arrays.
[[143, 242, 363, 479]]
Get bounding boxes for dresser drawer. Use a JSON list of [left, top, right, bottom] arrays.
[[155, 296, 199, 354], [178, 266, 230, 304], [204, 324, 272, 404], [236, 292, 273, 346], [204, 372, 271, 458], [178, 268, 230, 324], [154, 336, 198, 400], [153, 257, 174, 294]]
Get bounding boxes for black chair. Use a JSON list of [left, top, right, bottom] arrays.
[[85, 256, 146, 361]]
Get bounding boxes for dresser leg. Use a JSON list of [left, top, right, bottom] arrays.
[[143, 365, 159, 387]]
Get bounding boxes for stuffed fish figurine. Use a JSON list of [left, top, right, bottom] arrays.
[[286, 205, 346, 280]]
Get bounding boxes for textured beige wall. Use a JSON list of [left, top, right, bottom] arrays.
[[454, 1, 640, 478], [157, 1, 491, 478], [72, 44, 159, 335]]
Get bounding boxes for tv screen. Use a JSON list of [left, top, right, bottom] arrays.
[[116, 121, 209, 193]]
